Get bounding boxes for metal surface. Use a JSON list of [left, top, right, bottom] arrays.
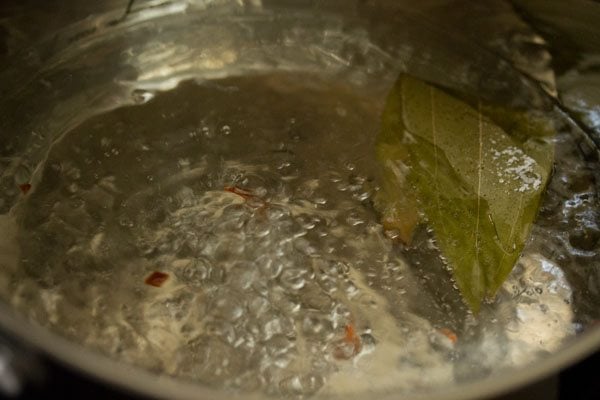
[[0, 1, 599, 399], [0, 302, 598, 400]]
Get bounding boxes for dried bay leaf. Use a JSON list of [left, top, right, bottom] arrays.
[[375, 74, 555, 312]]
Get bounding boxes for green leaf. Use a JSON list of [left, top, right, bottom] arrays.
[[375, 74, 555, 312]]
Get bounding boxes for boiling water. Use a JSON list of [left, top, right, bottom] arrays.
[[0, 4, 599, 399], [1, 71, 597, 397], [8, 74, 419, 395]]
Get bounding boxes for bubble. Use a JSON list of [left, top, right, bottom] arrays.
[[118, 215, 134, 228], [131, 89, 155, 104], [144, 290, 195, 322], [317, 274, 338, 294], [245, 218, 271, 238], [384, 229, 401, 240], [427, 327, 459, 353], [568, 226, 600, 251], [280, 268, 306, 290], [265, 334, 295, 357], [182, 337, 239, 383], [346, 212, 366, 226], [294, 238, 315, 255], [221, 125, 232, 135], [66, 183, 79, 194], [212, 293, 244, 322], [266, 206, 289, 222], [229, 261, 258, 291], [296, 216, 316, 230], [175, 258, 211, 287], [279, 373, 324, 396], [215, 213, 248, 233], [257, 256, 283, 280], [535, 287, 543, 295], [212, 234, 245, 259], [173, 186, 196, 208], [249, 296, 270, 317], [261, 315, 286, 341], [341, 280, 359, 298], [301, 284, 334, 311], [331, 338, 357, 360], [336, 183, 350, 192], [206, 319, 237, 344], [359, 333, 377, 353], [354, 191, 371, 201], [13, 164, 31, 185], [302, 313, 334, 339], [269, 287, 301, 315]]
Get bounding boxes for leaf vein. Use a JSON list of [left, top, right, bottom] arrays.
[[475, 101, 483, 261], [430, 86, 448, 238]]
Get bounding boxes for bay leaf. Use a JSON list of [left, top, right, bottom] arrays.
[[375, 74, 555, 312]]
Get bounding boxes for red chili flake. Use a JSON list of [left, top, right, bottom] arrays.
[[224, 186, 254, 200], [333, 323, 362, 360], [145, 271, 169, 287], [438, 327, 458, 344], [224, 185, 268, 209], [345, 324, 362, 349], [19, 183, 32, 195]]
